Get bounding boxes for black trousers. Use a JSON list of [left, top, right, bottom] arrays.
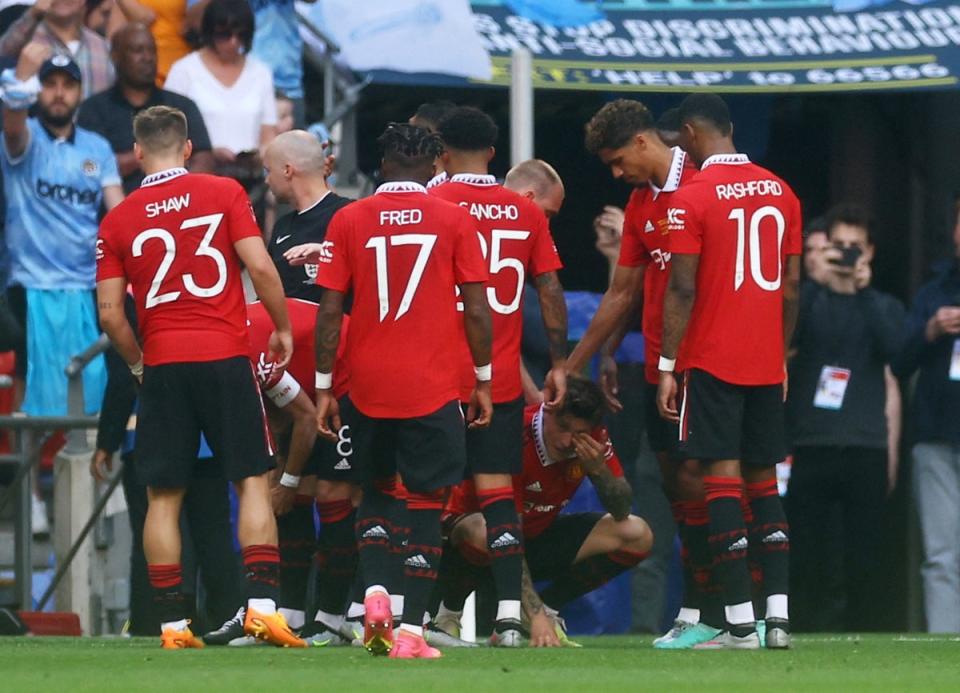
[[122, 453, 244, 634], [786, 445, 887, 632]]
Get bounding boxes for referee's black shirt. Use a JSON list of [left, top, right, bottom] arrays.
[[268, 192, 351, 302]]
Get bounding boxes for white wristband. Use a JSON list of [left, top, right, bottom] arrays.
[[474, 364, 492, 382], [279, 473, 301, 489], [315, 371, 333, 389], [658, 356, 676, 373]]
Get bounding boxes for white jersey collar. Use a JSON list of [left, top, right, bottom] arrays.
[[140, 167, 188, 188], [376, 181, 427, 195], [650, 147, 687, 200], [449, 173, 497, 186], [426, 171, 448, 188], [532, 405, 558, 467], [701, 153, 750, 170]]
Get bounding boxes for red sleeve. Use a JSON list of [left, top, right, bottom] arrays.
[[226, 182, 262, 242], [96, 214, 125, 281], [315, 212, 352, 293], [527, 205, 563, 277], [617, 196, 649, 268], [785, 189, 803, 256], [453, 210, 489, 285], [666, 188, 703, 255], [593, 425, 625, 478]]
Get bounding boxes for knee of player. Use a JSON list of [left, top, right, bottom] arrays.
[[451, 512, 487, 552], [674, 459, 703, 498], [314, 479, 354, 503], [619, 515, 653, 553]]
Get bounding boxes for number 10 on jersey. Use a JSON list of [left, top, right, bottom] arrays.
[[729, 205, 786, 292]]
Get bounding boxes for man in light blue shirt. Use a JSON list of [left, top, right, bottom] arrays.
[[248, 0, 312, 125], [1, 46, 123, 414]]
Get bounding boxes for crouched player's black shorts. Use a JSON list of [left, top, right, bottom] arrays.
[[524, 512, 605, 581], [677, 368, 785, 467], [344, 397, 466, 493], [303, 394, 358, 482], [463, 396, 524, 476], [135, 356, 275, 488]]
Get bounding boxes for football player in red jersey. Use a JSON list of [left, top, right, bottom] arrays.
[[568, 100, 719, 648], [438, 376, 651, 645], [430, 107, 568, 647], [313, 123, 493, 659], [96, 106, 303, 649], [658, 94, 802, 650]]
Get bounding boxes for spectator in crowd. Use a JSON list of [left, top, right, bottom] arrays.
[[78, 22, 213, 193], [187, 0, 308, 126], [105, 0, 190, 85], [0, 0, 115, 98], [84, 0, 113, 36], [164, 0, 275, 213], [803, 219, 831, 284], [274, 89, 293, 135], [785, 203, 905, 632], [892, 195, 960, 633], [2, 46, 122, 416]]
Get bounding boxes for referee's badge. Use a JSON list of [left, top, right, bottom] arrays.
[[82, 159, 99, 177]]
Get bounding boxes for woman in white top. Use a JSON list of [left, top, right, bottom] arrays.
[[164, 0, 276, 168]]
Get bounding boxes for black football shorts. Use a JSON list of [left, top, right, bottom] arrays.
[[525, 512, 605, 581], [135, 356, 275, 488], [305, 394, 358, 482], [677, 368, 785, 467], [644, 382, 679, 456], [463, 396, 524, 476]]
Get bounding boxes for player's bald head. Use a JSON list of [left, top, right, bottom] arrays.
[[267, 130, 328, 175], [504, 159, 565, 218]]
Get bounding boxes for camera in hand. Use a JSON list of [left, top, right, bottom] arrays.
[[828, 243, 862, 268]]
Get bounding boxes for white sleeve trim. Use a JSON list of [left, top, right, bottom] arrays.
[[265, 371, 301, 408]]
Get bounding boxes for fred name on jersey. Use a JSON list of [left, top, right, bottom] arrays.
[[380, 209, 422, 225], [146, 193, 191, 218]]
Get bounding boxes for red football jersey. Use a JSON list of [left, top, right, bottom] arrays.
[[667, 154, 802, 385], [430, 174, 563, 403], [618, 148, 698, 384], [246, 298, 350, 402], [315, 181, 488, 418], [97, 170, 260, 365], [445, 404, 624, 539]]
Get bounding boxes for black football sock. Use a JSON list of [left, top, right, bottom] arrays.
[[277, 496, 315, 619], [242, 544, 281, 604], [703, 476, 755, 637], [539, 549, 648, 609], [438, 541, 489, 612], [148, 563, 187, 626], [477, 486, 523, 620], [746, 478, 790, 622], [400, 491, 445, 630], [355, 483, 400, 596], [315, 499, 358, 615]]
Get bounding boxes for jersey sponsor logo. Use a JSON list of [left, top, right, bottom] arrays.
[[36, 178, 97, 206], [362, 524, 389, 539], [316, 240, 335, 264], [644, 220, 655, 233], [334, 458, 352, 471], [715, 180, 783, 201], [379, 209, 422, 226], [459, 201, 519, 221], [404, 554, 431, 569], [82, 159, 99, 177], [145, 193, 191, 218], [490, 532, 520, 549], [650, 248, 671, 271], [525, 481, 542, 492]]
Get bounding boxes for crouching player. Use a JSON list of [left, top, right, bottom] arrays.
[[436, 377, 652, 646]]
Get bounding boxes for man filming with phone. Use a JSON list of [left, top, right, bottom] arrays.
[[784, 203, 905, 632]]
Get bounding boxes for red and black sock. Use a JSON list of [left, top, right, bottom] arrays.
[[355, 483, 401, 595], [400, 490, 446, 627], [746, 478, 790, 602], [242, 544, 281, 603], [315, 498, 358, 615], [277, 495, 316, 612], [704, 476, 754, 635], [477, 486, 523, 604], [148, 563, 186, 624], [539, 549, 648, 608]]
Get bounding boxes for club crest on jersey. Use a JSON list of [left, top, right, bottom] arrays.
[[565, 462, 584, 481], [82, 159, 99, 177]]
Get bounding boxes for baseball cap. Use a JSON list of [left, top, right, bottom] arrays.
[[38, 54, 82, 83]]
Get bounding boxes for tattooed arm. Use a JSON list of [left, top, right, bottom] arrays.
[[535, 270, 569, 409], [522, 555, 561, 647], [573, 432, 632, 521], [657, 252, 699, 423], [314, 289, 344, 441]]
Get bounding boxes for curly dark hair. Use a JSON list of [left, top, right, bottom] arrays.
[[557, 375, 607, 426], [377, 123, 444, 169], [584, 99, 655, 155], [436, 106, 499, 152]]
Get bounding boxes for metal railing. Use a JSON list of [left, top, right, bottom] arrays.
[[0, 335, 110, 611]]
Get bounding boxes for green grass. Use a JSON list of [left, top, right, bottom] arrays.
[[3, 634, 960, 691]]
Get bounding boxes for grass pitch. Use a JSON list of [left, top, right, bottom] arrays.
[[3, 634, 959, 691]]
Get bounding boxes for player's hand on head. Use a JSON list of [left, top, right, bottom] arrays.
[[90, 449, 113, 482], [16, 42, 50, 80], [573, 432, 605, 473], [268, 329, 293, 370], [283, 243, 325, 266], [528, 612, 561, 647], [315, 390, 341, 442], [541, 367, 567, 411], [657, 371, 680, 423], [467, 382, 493, 429], [598, 355, 623, 412]]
